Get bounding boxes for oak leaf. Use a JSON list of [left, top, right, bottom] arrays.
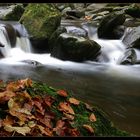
[[37, 125, 53, 136]]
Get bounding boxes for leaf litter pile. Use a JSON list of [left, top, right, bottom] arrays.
[[0, 78, 131, 136]]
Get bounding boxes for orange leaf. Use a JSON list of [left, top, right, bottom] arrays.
[[19, 78, 32, 88], [57, 90, 68, 97], [39, 117, 52, 129], [89, 113, 96, 122], [58, 102, 75, 115], [69, 98, 80, 105], [2, 115, 15, 126], [55, 120, 65, 129], [83, 124, 94, 133]]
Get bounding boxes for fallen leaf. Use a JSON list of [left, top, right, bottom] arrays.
[[58, 102, 75, 115], [69, 128, 80, 136], [19, 78, 32, 87], [37, 125, 53, 136], [28, 121, 36, 128], [57, 90, 68, 97], [0, 91, 16, 104], [89, 113, 96, 122], [85, 103, 93, 111], [55, 120, 65, 129], [44, 96, 55, 107], [62, 112, 74, 121], [69, 98, 80, 105], [4, 125, 31, 136], [39, 117, 52, 129], [83, 124, 94, 133], [2, 115, 15, 126]]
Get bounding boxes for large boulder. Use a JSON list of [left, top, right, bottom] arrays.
[[50, 33, 101, 62], [97, 11, 126, 39], [20, 4, 61, 52], [122, 26, 140, 49]]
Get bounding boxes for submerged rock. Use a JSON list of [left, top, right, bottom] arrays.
[[20, 4, 61, 52], [97, 11, 126, 39], [122, 26, 140, 49], [51, 33, 101, 62]]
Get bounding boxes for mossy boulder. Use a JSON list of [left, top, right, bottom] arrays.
[[50, 32, 101, 62], [97, 11, 126, 39], [2, 4, 25, 21], [19, 4, 61, 52]]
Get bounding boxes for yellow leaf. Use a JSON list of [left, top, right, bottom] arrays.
[[89, 113, 96, 122], [69, 98, 80, 105], [4, 125, 31, 136]]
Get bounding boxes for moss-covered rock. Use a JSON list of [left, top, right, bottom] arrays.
[[3, 4, 25, 21], [50, 32, 101, 62], [20, 4, 61, 40]]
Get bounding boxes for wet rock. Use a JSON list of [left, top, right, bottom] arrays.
[[2, 4, 24, 21], [20, 4, 61, 52], [66, 10, 85, 19], [122, 26, 140, 49], [20, 60, 42, 66], [118, 49, 137, 65], [97, 11, 126, 39], [51, 33, 101, 62], [125, 4, 140, 18]]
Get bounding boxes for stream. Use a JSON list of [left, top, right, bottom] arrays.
[[0, 20, 139, 135]]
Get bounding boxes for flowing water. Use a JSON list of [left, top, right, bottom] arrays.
[[0, 20, 139, 135]]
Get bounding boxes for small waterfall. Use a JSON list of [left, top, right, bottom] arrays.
[[0, 22, 31, 58]]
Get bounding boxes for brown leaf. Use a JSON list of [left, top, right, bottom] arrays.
[[33, 97, 45, 115], [37, 125, 53, 136], [0, 91, 16, 104], [19, 78, 32, 88], [39, 117, 52, 129], [69, 128, 80, 136], [55, 120, 65, 129], [57, 90, 68, 97], [89, 113, 96, 122], [62, 112, 74, 121], [83, 124, 94, 133], [44, 96, 55, 107], [58, 102, 75, 115], [0, 119, 2, 128], [69, 98, 80, 105]]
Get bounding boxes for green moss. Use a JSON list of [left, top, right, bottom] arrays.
[[26, 81, 132, 136], [20, 4, 61, 40]]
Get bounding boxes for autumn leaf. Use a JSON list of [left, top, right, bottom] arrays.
[[89, 113, 96, 122], [83, 124, 94, 133], [0, 91, 16, 104], [4, 125, 31, 136], [19, 78, 32, 88], [58, 102, 75, 115], [85, 103, 93, 111], [57, 90, 68, 97], [39, 117, 52, 129], [44, 96, 55, 107], [2, 115, 15, 126], [69, 128, 80, 136], [37, 125, 53, 136], [69, 98, 80, 105], [62, 112, 75, 121], [28, 121, 36, 128]]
